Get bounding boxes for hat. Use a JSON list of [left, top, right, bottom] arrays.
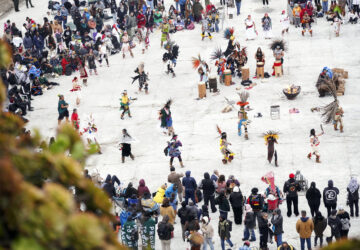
[[233, 186, 240, 192], [244, 241, 250, 246], [338, 206, 344, 211], [202, 216, 209, 223], [282, 10, 285, 14], [170, 166, 175, 172], [289, 173, 295, 179]]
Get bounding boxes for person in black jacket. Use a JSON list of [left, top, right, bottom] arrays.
[[177, 201, 189, 241], [199, 172, 217, 213], [313, 211, 327, 247], [271, 208, 283, 247], [283, 173, 301, 217], [124, 182, 138, 198], [337, 207, 351, 239], [347, 177, 359, 217], [157, 215, 174, 249], [102, 174, 119, 198], [306, 182, 322, 217], [326, 209, 341, 243], [229, 186, 243, 224], [323, 180, 339, 217], [258, 212, 270, 250]]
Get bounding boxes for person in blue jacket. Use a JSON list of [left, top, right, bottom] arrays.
[[182, 171, 197, 205]]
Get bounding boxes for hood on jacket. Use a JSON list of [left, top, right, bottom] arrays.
[[162, 214, 169, 223], [328, 180, 333, 188], [186, 171, 191, 177], [128, 182, 133, 188], [251, 187, 258, 195], [204, 172, 210, 179], [181, 201, 187, 208], [310, 182, 316, 188], [139, 179, 145, 187], [274, 208, 281, 215], [105, 174, 111, 183], [245, 204, 252, 212], [300, 217, 309, 222], [233, 186, 240, 192]]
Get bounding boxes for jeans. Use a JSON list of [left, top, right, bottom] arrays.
[[300, 238, 311, 250], [203, 237, 214, 250], [204, 195, 217, 212], [244, 227, 256, 240], [185, 190, 196, 205], [275, 234, 283, 247], [214, 22, 219, 32], [180, 4, 185, 17], [175, 1, 180, 11], [235, 1, 241, 15], [322, 1, 328, 13], [220, 238, 233, 250]]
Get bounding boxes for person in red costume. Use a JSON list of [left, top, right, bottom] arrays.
[[71, 108, 80, 132]]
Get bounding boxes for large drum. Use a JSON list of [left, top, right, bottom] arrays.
[[274, 60, 282, 77], [256, 62, 264, 78], [209, 76, 217, 92], [224, 70, 232, 86], [241, 67, 250, 81], [198, 82, 206, 98]]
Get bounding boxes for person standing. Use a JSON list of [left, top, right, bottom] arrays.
[[229, 186, 243, 224], [215, 191, 230, 220], [306, 182, 322, 217], [168, 167, 184, 202], [140, 212, 156, 250], [138, 179, 150, 198], [243, 204, 256, 241], [178, 201, 188, 241], [201, 216, 214, 250], [271, 208, 283, 247], [160, 198, 176, 225], [199, 172, 217, 213], [337, 207, 350, 239], [157, 215, 174, 250], [120, 128, 135, 163], [258, 212, 270, 250], [25, 0, 34, 8], [313, 211, 327, 247], [12, 0, 20, 11], [121, 212, 139, 249], [347, 177, 359, 217], [296, 210, 314, 250], [235, 0, 241, 15], [327, 209, 341, 243], [57, 94, 69, 125], [182, 171, 197, 205], [246, 187, 264, 220], [218, 215, 234, 250], [283, 173, 301, 217], [323, 180, 339, 217]]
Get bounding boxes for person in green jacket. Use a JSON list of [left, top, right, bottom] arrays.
[[140, 212, 156, 250], [215, 191, 230, 220], [218, 214, 234, 250], [121, 213, 139, 249], [160, 18, 170, 47], [58, 94, 69, 125]]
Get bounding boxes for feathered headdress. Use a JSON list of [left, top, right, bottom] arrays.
[[270, 39, 287, 51], [216, 125, 222, 135], [236, 91, 249, 107], [164, 98, 172, 108], [211, 47, 223, 61], [263, 130, 279, 142], [321, 82, 338, 124], [192, 54, 203, 69], [224, 27, 234, 40], [261, 171, 275, 193], [164, 40, 175, 51]]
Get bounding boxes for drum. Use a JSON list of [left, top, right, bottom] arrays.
[[274, 60, 282, 77], [256, 62, 264, 78], [241, 67, 250, 81], [209, 76, 217, 92], [224, 70, 232, 86], [198, 82, 206, 99]]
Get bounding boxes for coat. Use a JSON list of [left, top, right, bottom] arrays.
[[323, 180, 339, 206], [153, 186, 166, 203], [199, 172, 216, 197], [201, 223, 214, 239], [313, 216, 327, 237], [160, 205, 176, 225], [182, 171, 197, 193], [138, 179, 150, 197], [215, 194, 230, 212], [168, 171, 184, 193], [218, 220, 231, 239], [271, 208, 283, 235], [229, 190, 243, 208], [296, 217, 314, 239], [306, 183, 321, 206]]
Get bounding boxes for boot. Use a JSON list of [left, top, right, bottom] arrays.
[[307, 153, 312, 159], [130, 154, 135, 160], [121, 114, 124, 120], [83, 79, 87, 86], [302, 30, 305, 36], [122, 156, 125, 163], [130, 51, 134, 58], [334, 123, 338, 130], [180, 161, 184, 168], [128, 112, 132, 118], [310, 30, 313, 37], [316, 155, 321, 163], [123, 53, 125, 59], [340, 125, 343, 133], [275, 159, 278, 167], [228, 155, 234, 162]]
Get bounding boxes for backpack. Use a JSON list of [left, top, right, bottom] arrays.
[[157, 222, 168, 240], [250, 195, 260, 208], [226, 220, 233, 232], [195, 189, 203, 203], [340, 218, 350, 230]]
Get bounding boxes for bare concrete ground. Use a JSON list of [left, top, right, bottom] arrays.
[[0, 0, 25, 18]]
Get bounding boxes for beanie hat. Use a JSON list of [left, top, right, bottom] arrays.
[[170, 166, 175, 172], [289, 173, 295, 179], [244, 241, 250, 246], [202, 216, 209, 224]]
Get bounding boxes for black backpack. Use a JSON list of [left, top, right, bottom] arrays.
[[227, 220, 233, 231], [157, 222, 168, 240], [163, 146, 169, 156]]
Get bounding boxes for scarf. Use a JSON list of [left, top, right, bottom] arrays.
[[348, 177, 359, 194]]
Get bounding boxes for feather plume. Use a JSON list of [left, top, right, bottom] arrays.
[[192, 54, 202, 69], [165, 98, 172, 108], [269, 39, 287, 51], [321, 82, 338, 124], [164, 40, 175, 51], [239, 91, 249, 103], [211, 47, 223, 60], [216, 125, 222, 135], [224, 27, 234, 39], [263, 130, 279, 142]]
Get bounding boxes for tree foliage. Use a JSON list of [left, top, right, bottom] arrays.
[[0, 40, 124, 250]]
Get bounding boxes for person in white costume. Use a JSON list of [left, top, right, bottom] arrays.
[[245, 15, 257, 40], [280, 10, 290, 35]]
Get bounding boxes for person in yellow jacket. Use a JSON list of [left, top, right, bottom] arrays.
[[153, 184, 167, 204], [296, 210, 314, 250], [293, 4, 302, 28], [277, 241, 295, 250], [220, 132, 234, 164], [120, 90, 131, 120]]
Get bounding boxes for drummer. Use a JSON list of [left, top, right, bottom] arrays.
[[254, 47, 265, 78]]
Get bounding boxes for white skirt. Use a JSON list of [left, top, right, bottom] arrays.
[[263, 29, 273, 39], [245, 26, 257, 40]]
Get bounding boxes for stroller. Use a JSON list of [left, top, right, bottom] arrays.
[[48, 0, 61, 14]]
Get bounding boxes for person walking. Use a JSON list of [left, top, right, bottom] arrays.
[[199, 172, 217, 213], [271, 208, 283, 247], [160, 198, 176, 225], [296, 210, 314, 250], [218, 215, 234, 250], [182, 171, 197, 205], [235, 0, 241, 15], [57, 94, 69, 125], [313, 211, 327, 247], [201, 216, 214, 250], [326, 209, 341, 243], [283, 173, 301, 217], [120, 128, 135, 163], [246, 187, 264, 220], [229, 186, 243, 224], [242, 204, 256, 241], [323, 180, 339, 217], [337, 207, 351, 239], [25, 0, 34, 8], [157, 215, 174, 250], [347, 177, 359, 217], [168, 167, 184, 202], [306, 182, 322, 217]]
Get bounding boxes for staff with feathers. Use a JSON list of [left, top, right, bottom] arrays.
[[321, 82, 344, 132]]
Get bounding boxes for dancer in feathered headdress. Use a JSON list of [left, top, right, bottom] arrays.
[[159, 99, 175, 136], [192, 54, 210, 85], [237, 92, 250, 139], [131, 62, 149, 94], [263, 131, 279, 166], [216, 125, 234, 164], [211, 48, 226, 83], [321, 82, 344, 132], [223, 28, 236, 57], [270, 39, 286, 76], [163, 41, 179, 77], [201, 13, 213, 41]]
